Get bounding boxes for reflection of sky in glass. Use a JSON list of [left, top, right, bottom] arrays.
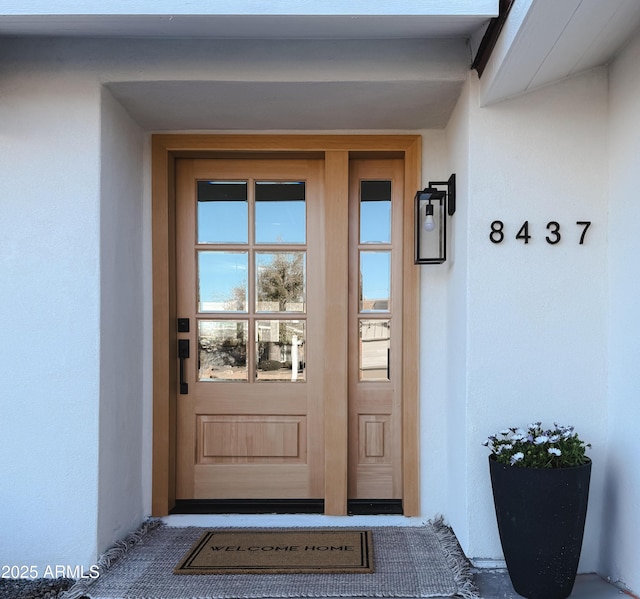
[[197, 181, 248, 244], [360, 251, 390, 309], [255, 200, 305, 243], [198, 251, 247, 312], [198, 201, 248, 243], [360, 200, 391, 243]]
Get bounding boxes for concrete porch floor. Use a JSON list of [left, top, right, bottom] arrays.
[[474, 571, 632, 599]]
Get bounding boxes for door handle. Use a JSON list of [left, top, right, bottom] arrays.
[[178, 339, 190, 394]]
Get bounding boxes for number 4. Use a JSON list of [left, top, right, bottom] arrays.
[[516, 221, 531, 244], [577, 221, 591, 245]]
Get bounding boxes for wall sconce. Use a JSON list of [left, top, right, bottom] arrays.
[[414, 174, 456, 264]]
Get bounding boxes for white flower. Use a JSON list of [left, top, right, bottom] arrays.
[[549, 434, 560, 443], [510, 452, 524, 465], [534, 435, 549, 445], [500, 429, 510, 436], [548, 447, 562, 456], [511, 433, 525, 441], [497, 444, 513, 454]]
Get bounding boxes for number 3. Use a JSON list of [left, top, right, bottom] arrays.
[[546, 221, 561, 244]]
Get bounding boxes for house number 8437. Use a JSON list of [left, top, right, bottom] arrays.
[[489, 221, 592, 245]]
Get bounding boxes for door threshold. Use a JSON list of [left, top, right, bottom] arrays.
[[170, 499, 402, 515], [348, 500, 403, 515], [171, 499, 324, 515]]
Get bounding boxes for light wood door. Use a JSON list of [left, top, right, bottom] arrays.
[[174, 153, 408, 505], [175, 158, 325, 499], [348, 159, 404, 499]]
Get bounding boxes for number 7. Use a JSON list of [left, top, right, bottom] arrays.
[[576, 221, 591, 245]]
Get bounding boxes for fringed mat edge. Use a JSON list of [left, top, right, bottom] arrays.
[[61, 518, 163, 599]]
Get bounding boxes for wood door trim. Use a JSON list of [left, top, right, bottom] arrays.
[[152, 134, 421, 517], [323, 151, 350, 515]]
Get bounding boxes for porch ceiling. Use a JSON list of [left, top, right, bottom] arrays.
[[0, 1, 497, 39], [4, 1, 640, 129], [99, 37, 473, 131], [0, 3, 495, 131], [0, 14, 492, 40], [106, 80, 463, 130]]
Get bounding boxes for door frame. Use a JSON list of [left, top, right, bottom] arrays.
[[151, 134, 422, 517]]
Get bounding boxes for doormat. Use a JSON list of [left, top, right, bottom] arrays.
[[62, 519, 479, 599], [174, 529, 373, 574]]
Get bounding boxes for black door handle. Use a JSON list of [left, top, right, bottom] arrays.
[[178, 339, 190, 394]]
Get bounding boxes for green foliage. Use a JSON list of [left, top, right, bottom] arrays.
[[483, 422, 591, 468]]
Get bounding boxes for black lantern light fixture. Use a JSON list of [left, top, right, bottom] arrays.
[[414, 174, 456, 264]]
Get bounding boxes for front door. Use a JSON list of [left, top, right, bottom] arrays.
[[176, 158, 325, 499], [167, 145, 414, 511]]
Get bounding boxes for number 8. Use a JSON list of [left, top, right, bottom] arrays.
[[490, 220, 505, 244]]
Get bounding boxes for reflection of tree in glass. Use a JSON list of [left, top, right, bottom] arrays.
[[257, 253, 305, 311], [227, 284, 247, 311]]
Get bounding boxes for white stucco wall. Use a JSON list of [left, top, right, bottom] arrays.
[[0, 47, 102, 568], [431, 75, 472, 550], [97, 88, 146, 554], [444, 69, 609, 572], [0, 38, 148, 571], [605, 27, 640, 594], [417, 128, 456, 521]]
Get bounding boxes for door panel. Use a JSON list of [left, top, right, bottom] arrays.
[[176, 158, 324, 500], [348, 159, 404, 500]]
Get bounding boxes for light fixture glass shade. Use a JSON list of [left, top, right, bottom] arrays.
[[415, 189, 446, 264]]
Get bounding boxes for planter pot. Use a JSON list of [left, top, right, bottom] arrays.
[[489, 456, 592, 599]]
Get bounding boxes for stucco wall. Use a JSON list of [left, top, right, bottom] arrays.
[[97, 88, 146, 555], [440, 75, 472, 550], [417, 129, 456, 521], [0, 47, 102, 568], [0, 38, 148, 571], [605, 26, 640, 594], [444, 69, 609, 572]]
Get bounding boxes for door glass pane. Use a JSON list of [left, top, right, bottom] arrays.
[[198, 320, 248, 381], [198, 251, 248, 312], [256, 320, 306, 382], [360, 180, 391, 244], [359, 319, 390, 381], [256, 252, 306, 313], [197, 181, 248, 244], [255, 182, 306, 244], [360, 251, 390, 312]]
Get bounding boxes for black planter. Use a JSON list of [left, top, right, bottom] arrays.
[[489, 456, 592, 599]]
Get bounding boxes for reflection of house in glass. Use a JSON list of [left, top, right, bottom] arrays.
[[361, 299, 389, 311], [199, 300, 244, 312], [256, 320, 306, 382], [198, 320, 248, 381], [359, 320, 390, 381], [256, 301, 305, 312]]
